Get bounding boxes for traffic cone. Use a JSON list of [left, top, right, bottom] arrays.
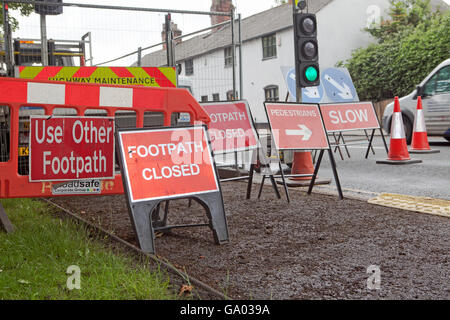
[[284, 151, 331, 187], [290, 151, 315, 181], [376, 97, 422, 165], [410, 96, 440, 154]]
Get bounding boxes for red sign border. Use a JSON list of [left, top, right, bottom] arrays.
[[29, 115, 116, 183], [319, 101, 381, 133], [117, 125, 220, 203], [200, 100, 260, 155], [264, 102, 330, 151]]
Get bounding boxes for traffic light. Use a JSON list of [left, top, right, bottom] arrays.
[[293, 12, 320, 87], [35, 0, 63, 15]]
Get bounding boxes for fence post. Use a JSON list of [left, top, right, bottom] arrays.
[[137, 47, 142, 66], [2, 3, 13, 76], [238, 13, 243, 100], [231, 8, 236, 100]]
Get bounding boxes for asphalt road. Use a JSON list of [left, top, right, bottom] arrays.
[[316, 136, 450, 200]]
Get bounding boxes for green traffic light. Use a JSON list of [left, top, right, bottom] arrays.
[[305, 66, 318, 82]]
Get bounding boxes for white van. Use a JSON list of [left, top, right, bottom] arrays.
[[382, 58, 450, 143]]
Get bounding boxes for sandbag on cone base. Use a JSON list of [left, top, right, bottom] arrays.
[[409, 149, 440, 154]]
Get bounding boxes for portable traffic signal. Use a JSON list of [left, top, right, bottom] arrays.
[[35, 0, 63, 15], [293, 12, 320, 87]]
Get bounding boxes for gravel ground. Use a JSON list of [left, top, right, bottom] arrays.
[[51, 181, 450, 300]]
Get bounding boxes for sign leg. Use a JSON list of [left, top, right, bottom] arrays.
[[246, 164, 255, 200], [365, 129, 376, 159], [307, 150, 325, 195], [339, 133, 351, 158], [195, 193, 229, 245], [0, 202, 15, 234], [328, 149, 344, 200], [278, 161, 290, 203], [258, 175, 266, 199], [380, 128, 389, 154], [131, 202, 159, 254]]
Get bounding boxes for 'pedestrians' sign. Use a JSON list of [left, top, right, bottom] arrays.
[[264, 103, 329, 150]]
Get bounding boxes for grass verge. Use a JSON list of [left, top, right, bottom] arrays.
[[0, 198, 178, 300]]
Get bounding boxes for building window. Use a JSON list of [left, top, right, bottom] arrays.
[[264, 85, 279, 101], [185, 59, 194, 75], [213, 93, 220, 102], [224, 47, 233, 67], [201, 95, 208, 102], [262, 34, 277, 59]]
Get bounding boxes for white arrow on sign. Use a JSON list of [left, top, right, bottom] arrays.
[[324, 74, 353, 99], [303, 87, 320, 99], [286, 125, 312, 141], [289, 73, 320, 99]]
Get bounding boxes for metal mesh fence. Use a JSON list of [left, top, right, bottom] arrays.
[[1, 1, 241, 103]]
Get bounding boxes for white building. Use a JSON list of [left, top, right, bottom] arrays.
[[140, 0, 448, 125]]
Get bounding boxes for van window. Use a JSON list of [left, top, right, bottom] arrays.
[[423, 66, 450, 96], [436, 66, 450, 94], [423, 73, 437, 96]]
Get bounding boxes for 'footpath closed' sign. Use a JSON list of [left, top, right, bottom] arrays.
[[29, 116, 115, 182], [200, 101, 259, 153], [118, 127, 219, 202]]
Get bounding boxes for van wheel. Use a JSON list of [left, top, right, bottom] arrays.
[[403, 115, 413, 145], [445, 136, 450, 143]]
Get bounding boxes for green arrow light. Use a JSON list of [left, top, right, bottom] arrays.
[[305, 66, 318, 82]]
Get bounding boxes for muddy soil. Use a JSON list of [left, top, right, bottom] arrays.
[[51, 182, 450, 300]]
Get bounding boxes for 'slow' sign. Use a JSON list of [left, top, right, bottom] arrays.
[[118, 126, 219, 203], [320, 102, 380, 132], [29, 116, 115, 182]]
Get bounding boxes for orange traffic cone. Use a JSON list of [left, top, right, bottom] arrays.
[[377, 97, 422, 165], [286, 151, 331, 186], [290, 151, 315, 181], [410, 96, 440, 154]]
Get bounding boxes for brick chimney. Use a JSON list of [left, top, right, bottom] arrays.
[[211, 0, 234, 26], [161, 21, 182, 49]]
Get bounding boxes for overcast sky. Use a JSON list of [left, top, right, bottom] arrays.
[[10, 0, 450, 66]]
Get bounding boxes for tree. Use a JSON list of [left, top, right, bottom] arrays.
[[1, 3, 34, 34], [340, 0, 450, 101]]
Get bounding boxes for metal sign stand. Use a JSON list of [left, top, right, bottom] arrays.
[[0, 202, 15, 233], [116, 125, 229, 254]]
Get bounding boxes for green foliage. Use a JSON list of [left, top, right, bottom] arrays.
[[0, 3, 34, 33], [341, 0, 450, 101]]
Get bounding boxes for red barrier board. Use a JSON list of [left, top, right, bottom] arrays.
[[200, 101, 259, 154], [118, 127, 219, 203], [265, 103, 329, 150], [320, 102, 380, 132], [29, 116, 115, 182]]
